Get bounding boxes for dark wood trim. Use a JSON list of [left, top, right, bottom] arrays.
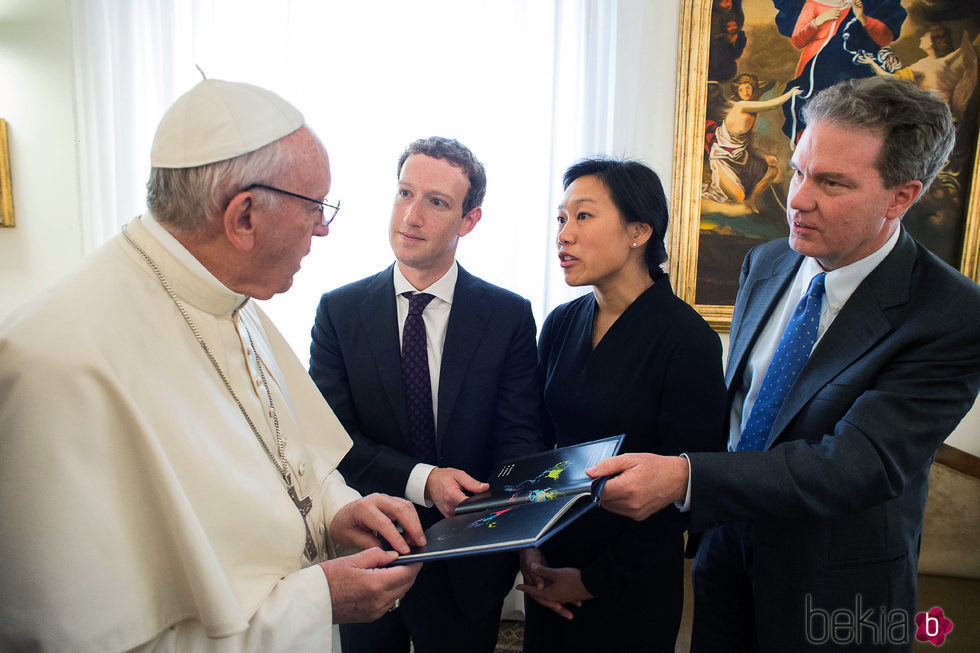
[[935, 443, 980, 480]]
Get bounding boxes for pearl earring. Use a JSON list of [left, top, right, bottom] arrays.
[[631, 242, 638, 248]]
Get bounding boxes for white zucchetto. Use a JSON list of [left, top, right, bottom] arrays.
[[150, 79, 305, 168]]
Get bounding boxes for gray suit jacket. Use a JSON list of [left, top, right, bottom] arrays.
[[689, 229, 980, 649]]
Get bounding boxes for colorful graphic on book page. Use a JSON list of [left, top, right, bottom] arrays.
[[503, 460, 570, 503], [466, 509, 513, 529]]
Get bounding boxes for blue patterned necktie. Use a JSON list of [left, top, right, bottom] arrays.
[[401, 292, 437, 464], [736, 272, 826, 451]]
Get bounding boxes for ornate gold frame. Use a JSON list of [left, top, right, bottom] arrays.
[[0, 119, 13, 228], [667, 0, 980, 332]]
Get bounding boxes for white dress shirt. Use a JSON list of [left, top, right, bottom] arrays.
[[392, 262, 459, 506]]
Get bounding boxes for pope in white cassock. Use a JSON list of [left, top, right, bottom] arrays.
[[0, 79, 425, 652]]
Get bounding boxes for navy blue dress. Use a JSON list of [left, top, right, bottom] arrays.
[[525, 278, 726, 652]]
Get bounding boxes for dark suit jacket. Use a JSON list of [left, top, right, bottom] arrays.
[[688, 230, 980, 650], [309, 263, 543, 614]]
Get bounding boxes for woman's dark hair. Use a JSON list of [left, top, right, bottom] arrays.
[[562, 156, 668, 279]]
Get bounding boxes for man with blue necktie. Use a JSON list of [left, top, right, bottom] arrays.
[[309, 137, 544, 653], [588, 76, 980, 651]]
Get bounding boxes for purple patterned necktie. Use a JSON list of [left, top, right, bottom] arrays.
[[401, 291, 437, 464]]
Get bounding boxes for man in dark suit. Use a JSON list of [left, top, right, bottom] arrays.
[[309, 136, 543, 653], [587, 76, 980, 651]]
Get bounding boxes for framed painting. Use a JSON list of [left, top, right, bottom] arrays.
[[0, 119, 12, 228], [668, 0, 980, 331]]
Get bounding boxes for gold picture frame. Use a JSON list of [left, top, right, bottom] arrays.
[[0, 119, 13, 228], [668, 0, 980, 331]]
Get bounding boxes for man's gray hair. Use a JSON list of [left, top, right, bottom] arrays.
[[802, 76, 954, 192], [146, 137, 293, 232]]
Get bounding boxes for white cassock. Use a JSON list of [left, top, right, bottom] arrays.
[[0, 214, 361, 652]]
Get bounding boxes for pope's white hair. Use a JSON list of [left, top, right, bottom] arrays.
[[146, 134, 295, 232]]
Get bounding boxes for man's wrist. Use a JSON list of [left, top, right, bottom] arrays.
[[406, 463, 435, 506], [673, 454, 693, 512]]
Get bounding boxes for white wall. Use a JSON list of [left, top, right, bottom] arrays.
[[1, 0, 976, 455], [608, 0, 681, 190], [948, 396, 980, 454], [0, 0, 83, 318]]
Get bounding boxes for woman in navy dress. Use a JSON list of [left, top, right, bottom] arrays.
[[519, 158, 727, 652]]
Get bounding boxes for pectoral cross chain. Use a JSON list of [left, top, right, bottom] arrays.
[[122, 228, 322, 563], [285, 473, 318, 560]]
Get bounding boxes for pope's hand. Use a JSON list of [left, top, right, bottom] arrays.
[[329, 493, 426, 554], [320, 548, 420, 623]]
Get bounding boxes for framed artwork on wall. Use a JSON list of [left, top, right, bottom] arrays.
[[0, 119, 13, 228], [668, 0, 980, 331]]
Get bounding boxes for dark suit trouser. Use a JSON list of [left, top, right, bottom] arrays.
[[691, 522, 759, 653], [523, 594, 681, 653], [340, 560, 505, 653]]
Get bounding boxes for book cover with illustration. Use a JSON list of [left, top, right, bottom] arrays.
[[390, 434, 624, 564]]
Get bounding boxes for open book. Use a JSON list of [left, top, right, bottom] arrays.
[[389, 434, 624, 565]]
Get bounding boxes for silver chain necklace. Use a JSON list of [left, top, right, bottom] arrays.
[[122, 224, 319, 560]]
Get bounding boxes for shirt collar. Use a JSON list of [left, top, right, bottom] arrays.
[[392, 262, 458, 305], [141, 212, 249, 309], [797, 226, 900, 313]]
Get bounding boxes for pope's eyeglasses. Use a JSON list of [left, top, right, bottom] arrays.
[[243, 183, 340, 226]]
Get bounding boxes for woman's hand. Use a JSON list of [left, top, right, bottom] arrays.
[[517, 548, 593, 620]]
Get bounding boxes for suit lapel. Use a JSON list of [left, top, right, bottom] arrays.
[[726, 248, 801, 393], [437, 266, 491, 445], [762, 230, 916, 449], [358, 265, 411, 440]]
